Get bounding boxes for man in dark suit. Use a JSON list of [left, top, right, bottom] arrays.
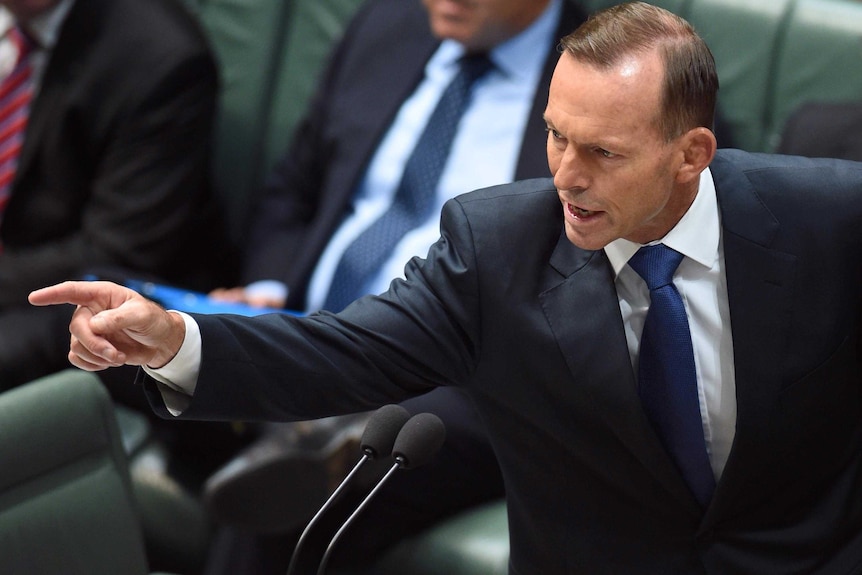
[[0, 0, 221, 388], [31, 2, 862, 573]]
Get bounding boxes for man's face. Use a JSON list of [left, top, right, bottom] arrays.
[[544, 51, 698, 251], [422, 0, 550, 51], [1, 0, 61, 21]]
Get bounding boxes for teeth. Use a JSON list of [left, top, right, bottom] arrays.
[[572, 205, 591, 216]]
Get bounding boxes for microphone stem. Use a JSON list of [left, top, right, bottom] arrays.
[[316, 460, 402, 575], [286, 453, 371, 575]]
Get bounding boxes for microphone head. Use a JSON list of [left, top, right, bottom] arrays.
[[360, 404, 411, 459], [391, 413, 446, 470]]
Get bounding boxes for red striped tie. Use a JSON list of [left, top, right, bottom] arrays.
[[0, 27, 34, 228]]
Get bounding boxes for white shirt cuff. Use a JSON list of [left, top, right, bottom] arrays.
[[142, 311, 201, 416]]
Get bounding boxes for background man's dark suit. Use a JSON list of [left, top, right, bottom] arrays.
[[0, 0, 223, 386], [241, 0, 588, 311], [146, 148, 862, 574]]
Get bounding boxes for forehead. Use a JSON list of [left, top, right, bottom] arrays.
[[545, 51, 664, 136]]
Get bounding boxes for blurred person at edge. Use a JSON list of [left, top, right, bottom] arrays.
[[0, 0, 223, 389]]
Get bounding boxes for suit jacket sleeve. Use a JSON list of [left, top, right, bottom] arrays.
[[144, 196, 484, 422]]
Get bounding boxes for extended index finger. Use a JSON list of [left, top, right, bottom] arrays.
[[28, 280, 118, 308]]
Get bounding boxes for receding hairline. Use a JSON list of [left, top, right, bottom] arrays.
[[558, 3, 696, 69], [557, 2, 718, 140]]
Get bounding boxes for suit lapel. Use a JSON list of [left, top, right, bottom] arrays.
[[540, 231, 704, 517], [703, 152, 798, 522]]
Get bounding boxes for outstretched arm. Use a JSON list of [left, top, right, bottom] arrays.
[[28, 281, 186, 371]]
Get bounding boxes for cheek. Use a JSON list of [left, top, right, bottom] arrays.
[[619, 183, 673, 234], [602, 175, 658, 222]]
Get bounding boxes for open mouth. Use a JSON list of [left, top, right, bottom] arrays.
[[568, 203, 596, 218]]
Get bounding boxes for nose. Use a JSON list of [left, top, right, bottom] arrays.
[[552, 146, 588, 192]]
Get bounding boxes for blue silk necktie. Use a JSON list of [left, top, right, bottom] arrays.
[[322, 53, 493, 312], [628, 244, 715, 508]]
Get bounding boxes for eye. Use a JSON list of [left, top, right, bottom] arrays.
[[597, 148, 616, 158], [544, 127, 564, 141]]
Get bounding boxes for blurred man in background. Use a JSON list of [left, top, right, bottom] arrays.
[[0, 0, 223, 389]]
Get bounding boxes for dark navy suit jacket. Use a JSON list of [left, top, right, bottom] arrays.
[[146, 149, 862, 574]]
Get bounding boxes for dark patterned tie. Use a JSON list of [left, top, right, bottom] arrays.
[[323, 53, 493, 312], [629, 244, 716, 508], [0, 26, 34, 231]]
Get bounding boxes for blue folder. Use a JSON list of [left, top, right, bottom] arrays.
[[122, 279, 302, 317]]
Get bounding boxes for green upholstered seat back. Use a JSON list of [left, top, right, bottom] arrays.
[[195, 0, 295, 248], [686, 0, 794, 152], [261, 0, 365, 179], [194, 0, 363, 255], [767, 0, 862, 150], [0, 369, 149, 575], [372, 500, 510, 575]]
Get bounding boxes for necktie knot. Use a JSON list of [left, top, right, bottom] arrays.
[[457, 52, 493, 85], [628, 244, 684, 290]]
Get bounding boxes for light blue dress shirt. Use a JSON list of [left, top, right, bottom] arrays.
[[302, 0, 562, 313]]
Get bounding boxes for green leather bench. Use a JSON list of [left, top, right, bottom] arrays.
[[0, 370, 178, 575]]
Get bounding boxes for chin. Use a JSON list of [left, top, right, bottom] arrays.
[[564, 229, 604, 252]]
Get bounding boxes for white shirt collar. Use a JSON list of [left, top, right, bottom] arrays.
[[604, 167, 720, 276]]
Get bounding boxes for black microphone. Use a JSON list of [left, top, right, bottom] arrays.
[[285, 404, 410, 575], [315, 412, 447, 575]]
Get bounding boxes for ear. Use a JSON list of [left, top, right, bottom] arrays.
[[675, 127, 717, 184]]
